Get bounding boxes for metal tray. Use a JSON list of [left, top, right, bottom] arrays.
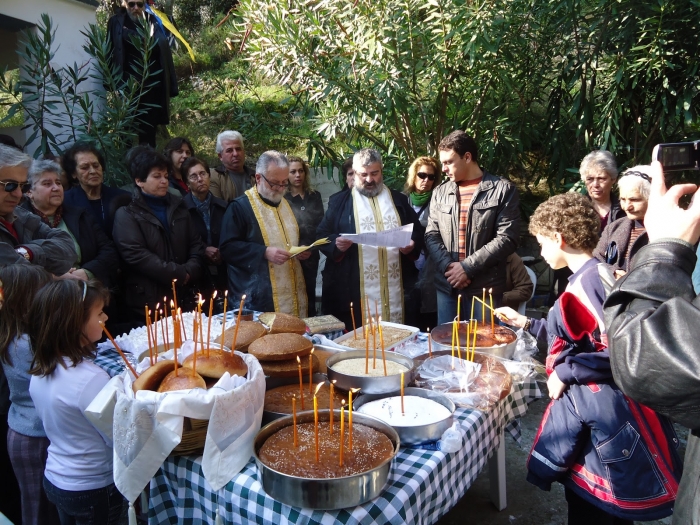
[[332, 321, 420, 353], [353, 387, 455, 446], [326, 350, 415, 394], [254, 409, 400, 509], [263, 373, 328, 426], [430, 322, 517, 360]]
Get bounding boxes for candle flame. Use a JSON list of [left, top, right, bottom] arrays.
[[172, 279, 177, 283], [332, 379, 337, 385], [297, 356, 301, 364], [310, 348, 314, 355], [489, 287, 493, 293], [240, 293, 245, 299], [212, 290, 218, 299], [314, 381, 324, 396], [341, 399, 346, 406], [225, 290, 229, 297], [350, 387, 361, 394]]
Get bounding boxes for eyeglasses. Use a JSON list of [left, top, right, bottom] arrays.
[[417, 172, 437, 181], [127, 2, 144, 8], [621, 170, 652, 183], [260, 173, 288, 190], [0, 180, 31, 193], [187, 172, 209, 182]]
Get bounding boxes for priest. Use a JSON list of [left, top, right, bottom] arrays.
[[219, 151, 309, 316], [317, 149, 423, 328]]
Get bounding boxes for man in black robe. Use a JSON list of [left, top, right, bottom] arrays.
[[317, 149, 423, 329]]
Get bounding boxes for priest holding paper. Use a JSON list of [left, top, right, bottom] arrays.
[[317, 149, 424, 328], [219, 151, 309, 316]]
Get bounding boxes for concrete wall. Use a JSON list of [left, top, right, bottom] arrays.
[[0, 0, 98, 152]]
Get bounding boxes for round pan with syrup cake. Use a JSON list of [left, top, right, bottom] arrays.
[[248, 333, 313, 362]]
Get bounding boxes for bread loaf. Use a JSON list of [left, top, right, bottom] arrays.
[[261, 353, 319, 377], [248, 333, 313, 362], [258, 312, 307, 335], [223, 321, 267, 352], [157, 367, 206, 392], [182, 349, 248, 379], [132, 360, 176, 392]]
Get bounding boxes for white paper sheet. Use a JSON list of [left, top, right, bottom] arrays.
[[340, 223, 413, 248]]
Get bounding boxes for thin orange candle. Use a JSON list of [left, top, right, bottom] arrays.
[[400, 371, 405, 415], [178, 308, 187, 341], [192, 316, 198, 376], [314, 382, 324, 463], [378, 317, 387, 376], [308, 349, 315, 394], [364, 320, 370, 374], [489, 288, 495, 335], [329, 380, 336, 434], [339, 400, 345, 467], [482, 288, 486, 326], [427, 327, 432, 358], [471, 319, 477, 361], [145, 306, 153, 366], [99, 322, 138, 379], [207, 290, 217, 355], [456, 320, 463, 361], [470, 296, 476, 321], [457, 293, 462, 321], [231, 294, 246, 351], [372, 318, 377, 369], [219, 290, 228, 349], [350, 302, 357, 340], [171, 279, 178, 312], [297, 356, 305, 410], [292, 396, 298, 447], [349, 388, 359, 451], [160, 310, 166, 355], [153, 305, 159, 351]]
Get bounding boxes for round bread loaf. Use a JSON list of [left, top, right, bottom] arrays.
[[132, 360, 176, 392], [258, 312, 307, 335], [157, 367, 206, 392], [261, 353, 319, 378], [223, 321, 267, 352], [248, 333, 313, 362], [182, 349, 248, 379]]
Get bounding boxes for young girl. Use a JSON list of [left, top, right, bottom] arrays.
[[29, 279, 125, 525], [0, 265, 58, 525]]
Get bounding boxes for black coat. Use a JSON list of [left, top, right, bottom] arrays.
[[63, 183, 129, 238], [184, 192, 228, 292], [316, 188, 423, 326], [20, 201, 119, 287], [112, 191, 204, 316]]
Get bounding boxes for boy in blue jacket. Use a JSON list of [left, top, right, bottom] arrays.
[[496, 193, 682, 524]]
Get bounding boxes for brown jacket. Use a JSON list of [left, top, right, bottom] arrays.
[[209, 165, 255, 203]]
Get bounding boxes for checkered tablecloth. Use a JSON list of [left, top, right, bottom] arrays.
[[147, 378, 539, 525]]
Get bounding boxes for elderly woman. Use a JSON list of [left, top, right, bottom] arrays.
[[112, 147, 205, 324], [579, 150, 626, 232], [284, 156, 324, 316], [62, 141, 128, 237], [594, 165, 651, 276], [181, 156, 228, 296], [163, 137, 194, 196], [403, 156, 441, 328], [21, 159, 119, 287]]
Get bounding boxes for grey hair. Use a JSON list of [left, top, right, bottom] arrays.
[[579, 150, 618, 182], [353, 148, 383, 172], [256, 150, 289, 177], [28, 159, 62, 188], [215, 130, 244, 154], [618, 165, 652, 200], [0, 144, 32, 172]]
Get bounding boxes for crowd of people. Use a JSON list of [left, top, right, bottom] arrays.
[[0, 123, 697, 525]]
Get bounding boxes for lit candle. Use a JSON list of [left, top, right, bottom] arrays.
[[207, 290, 217, 355], [350, 302, 357, 340], [153, 305, 159, 351], [314, 382, 324, 463], [219, 291, 228, 349], [372, 318, 377, 369], [348, 388, 359, 451], [456, 319, 462, 361], [471, 319, 477, 361], [172, 312, 179, 351], [99, 322, 139, 379], [457, 294, 462, 322], [164, 310, 170, 353], [145, 306, 153, 366], [231, 294, 246, 351], [292, 396, 298, 448], [400, 372, 405, 415], [297, 356, 305, 410], [308, 349, 315, 394], [171, 279, 178, 312], [192, 316, 198, 377], [489, 288, 495, 335], [427, 327, 432, 358], [482, 288, 486, 326], [160, 310, 166, 356], [364, 320, 370, 374], [329, 380, 336, 434], [379, 316, 387, 376], [470, 296, 476, 322], [339, 400, 345, 467], [178, 308, 187, 341]]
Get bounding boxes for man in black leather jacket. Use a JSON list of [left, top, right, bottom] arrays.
[[605, 161, 700, 524]]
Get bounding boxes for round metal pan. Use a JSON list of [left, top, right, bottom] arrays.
[[254, 409, 400, 509], [263, 373, 328, 426], [430, 322, 517, 360], [325, 350, 415, 394]]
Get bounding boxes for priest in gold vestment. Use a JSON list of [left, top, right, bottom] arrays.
[[220, 151, 309, 316]]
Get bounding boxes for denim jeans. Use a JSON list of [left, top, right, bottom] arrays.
[[436, 290, 500, 326], [43, 478, 125, 525]]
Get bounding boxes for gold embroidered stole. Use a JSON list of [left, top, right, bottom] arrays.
[[245, 187, 308, 317], [352, 186, 404, 323]]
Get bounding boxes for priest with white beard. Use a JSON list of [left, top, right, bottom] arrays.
[[220, 151, 309, 316], [317, 149, 424, 329]]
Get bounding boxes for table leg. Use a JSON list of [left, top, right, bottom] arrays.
[[488, 429, 507, 511]]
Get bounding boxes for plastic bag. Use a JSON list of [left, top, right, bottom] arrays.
[[512, 328, 538, 361], [437, 422, 464, 453]]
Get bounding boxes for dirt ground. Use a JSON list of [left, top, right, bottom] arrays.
[[435, 381, 689, 525]]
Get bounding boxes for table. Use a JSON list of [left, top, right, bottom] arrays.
[[147, 378, 540, 525]]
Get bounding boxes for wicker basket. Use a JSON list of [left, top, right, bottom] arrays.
[[171, 417, 208, 456]]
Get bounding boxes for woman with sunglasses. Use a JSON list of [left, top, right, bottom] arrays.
[[284, 157, 324, 316], [594, 165, 652, 277], [403, 156, 441, 328]]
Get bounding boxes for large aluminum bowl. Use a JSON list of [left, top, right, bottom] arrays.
[[430, 322, 517, 360], [353, 387, 455, 445], [326, 350, 415, 394], [263, 373, 328, 426], [254, 409, 400, 509]]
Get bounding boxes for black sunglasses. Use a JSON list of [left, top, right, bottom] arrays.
[[128, 1, 144, 7], [417, 172, 437, 181], [0, 180, 31, 193]]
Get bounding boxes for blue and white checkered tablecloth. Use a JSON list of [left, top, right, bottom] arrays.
[[147, 378, 539, 525]]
